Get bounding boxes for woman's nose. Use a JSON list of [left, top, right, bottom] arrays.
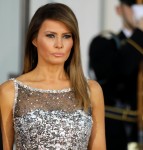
[[54, 37, 63, 49]]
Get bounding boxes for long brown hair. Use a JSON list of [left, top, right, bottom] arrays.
[[23, 3, 90, 111]]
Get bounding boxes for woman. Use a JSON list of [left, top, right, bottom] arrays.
[[0, 3, 106, 150]]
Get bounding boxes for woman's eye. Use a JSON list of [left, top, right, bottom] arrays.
[[63, 34, 72, 39], [46, 34, 55, 38]]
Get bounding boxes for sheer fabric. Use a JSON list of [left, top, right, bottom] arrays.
[[11, 79, 93, 150]]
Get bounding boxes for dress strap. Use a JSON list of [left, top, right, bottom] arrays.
[[9, 78, 19, 115]]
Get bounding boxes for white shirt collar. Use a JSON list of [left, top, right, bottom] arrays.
[[122, 28, 133, 38]]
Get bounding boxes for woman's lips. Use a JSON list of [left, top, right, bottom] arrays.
[[51, 53, 64, 57]]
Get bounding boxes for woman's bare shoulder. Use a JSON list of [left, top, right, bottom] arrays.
[[0, 80, 16, 107], [87, 79, 104, 105], [88, 79, 102, 93], [0, 73, 26, 93], [0, 80, 14, 93]]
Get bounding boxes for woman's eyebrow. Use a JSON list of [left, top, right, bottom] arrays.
[[45, 31, 72, 34]]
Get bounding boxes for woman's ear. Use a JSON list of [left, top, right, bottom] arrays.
[[32, 38, 37, 47]]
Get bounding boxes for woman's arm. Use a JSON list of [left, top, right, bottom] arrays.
[[0, 81, 15, 150], [88, 80, 106, 150]]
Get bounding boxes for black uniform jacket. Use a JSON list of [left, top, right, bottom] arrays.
[[89, 29, 143, 110]]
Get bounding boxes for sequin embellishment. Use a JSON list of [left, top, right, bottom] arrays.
[[12, 79, 93, 150]]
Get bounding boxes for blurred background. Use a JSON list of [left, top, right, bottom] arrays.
[[0, 0, 121, 84]]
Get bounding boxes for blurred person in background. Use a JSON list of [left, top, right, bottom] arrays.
[[89, 0, 143, 149]]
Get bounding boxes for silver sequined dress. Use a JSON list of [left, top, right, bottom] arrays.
[[12, 79, 93, 150]]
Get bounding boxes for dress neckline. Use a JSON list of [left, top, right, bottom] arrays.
[[10, 78, 73, 93]]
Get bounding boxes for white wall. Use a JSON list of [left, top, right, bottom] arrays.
[[0, 0, 22, 83], [103, 0, 122, 32]]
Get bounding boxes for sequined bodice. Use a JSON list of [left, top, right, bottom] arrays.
[[12, 79, 93, 150]]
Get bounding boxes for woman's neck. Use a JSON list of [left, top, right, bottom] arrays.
[[31, 64, 68, 81]]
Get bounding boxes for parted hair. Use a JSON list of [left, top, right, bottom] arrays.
[[23, 3, 90, 111]]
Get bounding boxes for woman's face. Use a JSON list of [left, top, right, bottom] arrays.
[[33, 19, 73, 66]]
